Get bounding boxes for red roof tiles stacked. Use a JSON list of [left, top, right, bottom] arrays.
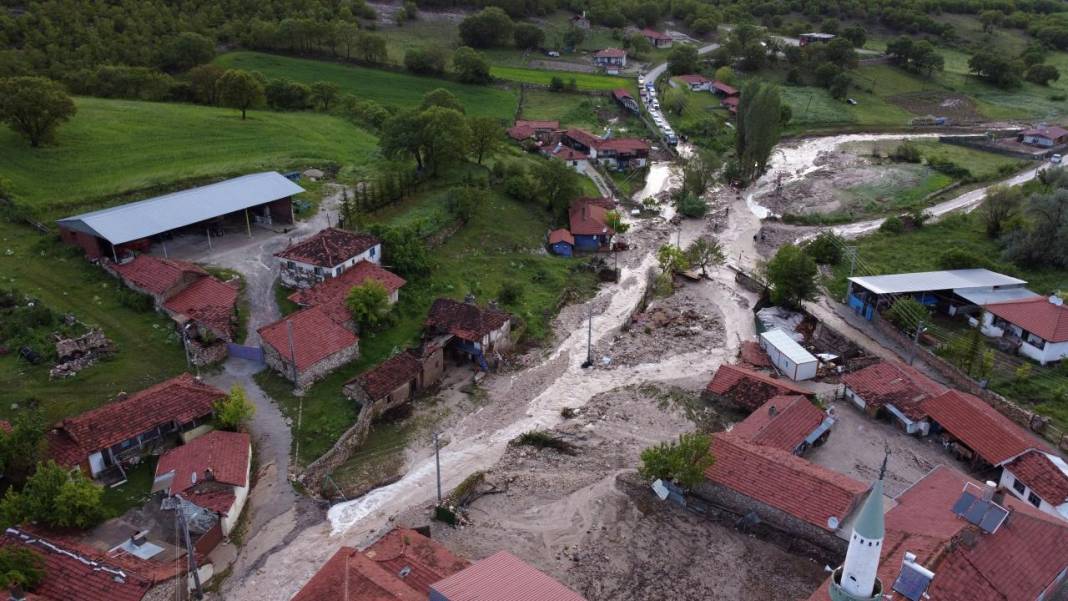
[[705, 433, 867, 531], [842, 360, 946, 421], [156, 430, 250, 493], [430, 550, 587, 601], [162, 275, 239, 338], [984, 296, 1068, 342], [1006, 450, 1068, 504], [288, 260, 406, 325], [921, 390, 1041, 465], [346, 351, 422, 401], [275, 227, 381, 269], [258, 305, 358, 371], [111, 255, 206, 296], [425, 298, 511, 342], [46, 374, 225, 468], [731, 395, 825, 452], [705, 363, 810, 412]]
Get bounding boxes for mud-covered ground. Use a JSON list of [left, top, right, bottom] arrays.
[[404, 385, 826, 601]]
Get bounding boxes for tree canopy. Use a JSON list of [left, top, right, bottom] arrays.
[[0, 77, 77, 147], [638, 432, 714, 489], [218, 69, 265, 119], [214, 385, 256, 431], [458, 7, 514, 48], [766, 244, 820, 309], [346, 279, 393, 331], [0, 461, 105, 531], [735, 81, 783, 182]]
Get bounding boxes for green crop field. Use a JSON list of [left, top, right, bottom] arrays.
[[490, 65, 633, 91], [215, 52, 518, 119], [0, 96, 379, 216]]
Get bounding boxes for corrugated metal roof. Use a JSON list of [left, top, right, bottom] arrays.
[[57, 172, 305, 245], [954, 287, 1041, 306], [430, 551, 587, 601], [849, 269, 1026, 295], [760, 329, 818, 365]]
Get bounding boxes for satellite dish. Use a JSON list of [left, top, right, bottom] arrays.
[[827, 516, 840, 530]]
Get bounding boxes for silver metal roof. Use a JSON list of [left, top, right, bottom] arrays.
[[57, 172, 305, 245], [760, 328, 818, 365], [954, 287, 1041, 306], [848, 269, 1027, 295]]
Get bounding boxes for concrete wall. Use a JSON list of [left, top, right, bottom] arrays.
[[1021, 339, 1068, 365], [221, 443, 252, 535], [693, 480, 848, 555], [1000, 467, 1068, 522]]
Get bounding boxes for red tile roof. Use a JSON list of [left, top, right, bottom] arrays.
[[731, 395, 825, 452], [1021, 125, 1068, 139], [712, 81, 738, 96], [425, 298, 511, 342], [842, 360, 946, 421], [46, 374, 224, 467], [515, 119, 559, 130], [430, 550, 587, 601], [705, 433, 867, 531], [293, 528, 469, 601], [275, 227, 381, 268], [345, 351, 422, 401], [573, 196, 615, 209], [641, 28, 672, 40], [564, 128, 602, 149], [548, 229, 575, 246], [675, 74, 711, 85], [597, 137, 650, 153], [1, 528, 152, 601], [258, 305, 358, 371], [921, 390, 1041, 466], [984, 296, 1068, 342], [550, 145, 588, 161], [111, 255, 206, 296], [1006, 450, 1068, 505], [568, 200, 613, 237], [705, 364, 810, 412], [507, 124, 535, 141], [288, 260, 406, 325], [155, 430, 250, 495], [594, 48, 626, 58], [612, 88, 634, 101], [738, 340, 772, 368], [163, 275, 239, 338]]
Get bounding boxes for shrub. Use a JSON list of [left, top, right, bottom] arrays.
[[0, 547, 44, 590], [404, 47, 447, 75], [892, 141, 922, 163], [345, 279, 393, 330], [638, 432, 713, 489], [214, 385, 256, 431], [675, 192, 708, 218], [885, 297, 929, 330], [803, 231, 844, 265], [511, 430, 575, 454], [880, 215, 904, 234], [498, 281, 524, 306], [0, 461, 105, 530]]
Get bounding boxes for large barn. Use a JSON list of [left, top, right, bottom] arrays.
[[57, 172, 304, 260]]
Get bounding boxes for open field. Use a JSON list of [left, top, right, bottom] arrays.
[[490, 65, 633, 91], [0, 97, 379, 215], [215, 52, 518, 119]]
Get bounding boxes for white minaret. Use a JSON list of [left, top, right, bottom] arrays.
[[830, 457, 887, 601]]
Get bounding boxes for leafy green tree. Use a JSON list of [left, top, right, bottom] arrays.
[[356, 33, 389, 63], [514, 23, 545, 50], [453, 46, 491, 84], [187, 64, 225, 105], [0, 77, 77, 147], [421, 88, 464, 113], [214, 385, 256, 431], [309, 81, 341, 111], [657, 244, 690, 274], [803, 232, 844, 265], [604, 210, 630, 234], [346, 279, 392, 331], [663, 85, 689, 116], [369, 224, 431, 276], [968, 51, 1022, 88], [161, 32, 215, 71], [498, 281, 524, 306], [265, 78, 311, 110], [667, 44, 699, 75], [713, 66, 735, 84], [685, 237, 725, 276], [829, 72, 852, 100], [562, 26, 585, 49], [533, 158, 583, 218], [1024, 63, 1060, 86], [638, 432, 713, 489], [885, 298, 929, 331], [842, 26, 867, 48], [405, 46, 447, 75], [0, 547, 44, 591], [980, 10, 1004, 33], [676, 193, 708, 218], [0, 410, 45, 486], [766, 244, 819, 309], [981, 185, 1022, 239], [1, 461, 104, 530], [419, 106, 471, 175], [467, 116, 501, 164], [735, 81, 783, 182], [446, 185, 487, 222], [624, 33, 654, 59], [459, 7, 514, 48], [218, 69, 265, 120], [680, 149, 719, 198]]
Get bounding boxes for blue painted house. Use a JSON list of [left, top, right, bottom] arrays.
[[569, 198, 615, 252], [549, 229, 575, 257]]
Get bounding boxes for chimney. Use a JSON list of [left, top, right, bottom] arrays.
[[982, 480, 997, 501], [464, 293, 476, 304], [9, 585, 26, 601], [768, 405, 778, 417]]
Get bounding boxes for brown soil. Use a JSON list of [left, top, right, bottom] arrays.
[[887, 91, 984, 124]]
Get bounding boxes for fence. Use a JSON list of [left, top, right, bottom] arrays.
[[227, 343, 264, 364]]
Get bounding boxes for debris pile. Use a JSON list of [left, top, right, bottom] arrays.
[[597, 291, 725, 367], [50, 328, 114, 379]]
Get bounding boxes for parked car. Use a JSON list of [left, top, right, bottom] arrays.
[[1053, 154, 1063, 164], [546, 50, 561, 57], [847, 98, 858, 105]]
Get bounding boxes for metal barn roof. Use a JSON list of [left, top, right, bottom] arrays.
[[954, 287, 1041, 306], [760, 329, 818, 365], [848, 269, 1026, 295], [56, 172, 305, 245]]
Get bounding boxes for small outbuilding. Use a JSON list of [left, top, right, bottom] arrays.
[[641, 28, 673, 48], [759, 329, 818, 381], [675, 74, 712, 92], [593, 48, 627, 72], [612, 88, 640, 113], [548, 229, 575, 256], [258, 305, 360, 389], [1018, 126, 1068, 148], [799, 32, 836, 46]]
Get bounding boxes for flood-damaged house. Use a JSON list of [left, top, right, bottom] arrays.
[[731, 394, 835, 456], [275, 227, 382, 289], [425, 298, 512, 370], [841, 360, 947, 435], [705, 363, 812, 413]]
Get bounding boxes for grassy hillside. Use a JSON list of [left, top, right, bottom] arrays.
[[215, 52, 518, 119], [0, 97, 379, 216], [490, 65, 633, 91]]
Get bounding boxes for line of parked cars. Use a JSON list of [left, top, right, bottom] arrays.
[[638, 75, 677, 146]]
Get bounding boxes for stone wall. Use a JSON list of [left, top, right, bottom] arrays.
[[295, 344, 360, 389], [278, 262, 323, 289], [693, 480, 848, 556], [188, 339, 228, 366]]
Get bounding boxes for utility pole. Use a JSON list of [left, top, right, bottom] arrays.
[[843, 246, 858, 303], [175, 497, 204, 600], [433, 432, 442, 504], [581, 303, 593, 368], [908, 319, 925, 366]]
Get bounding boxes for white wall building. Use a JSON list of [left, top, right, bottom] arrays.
[[759, 329, 818, 381], [999, 449, 1068, 523]]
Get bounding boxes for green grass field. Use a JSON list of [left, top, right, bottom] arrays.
[[0, 96, 379, 216], [215, 52, 518, 119], [490, 65, 633, 91]]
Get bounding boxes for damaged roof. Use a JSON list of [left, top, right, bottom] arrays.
[[111, 254, 207, 296], [425, 298, 511, 342], [705, 364, 810, 411], [345, 351, 422, 401], [842, 360, 946, 421], [275, 227, 381, 268]]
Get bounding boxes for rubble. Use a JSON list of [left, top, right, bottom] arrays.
[[50, 328, 114, 379]]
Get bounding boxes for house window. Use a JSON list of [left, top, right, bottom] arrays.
[[1029, 491, 1042, 508], [370, 246, 377, 258], [286, 261, 295, 269], [1012, 477, 1026, 495], [314, 267, 323, 276]]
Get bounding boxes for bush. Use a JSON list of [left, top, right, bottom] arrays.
[[880, 215, 904, 234], [927, 157, 972, 180], [214, 385, 256, 431], [498, 281, 524, 306], [345, 279, 393, 331], [803, 231, 844, 265], [638, 432, 713, 489], [0, 547, 44, 590], [884, 297, 929, 330], [404, 47, 447, 75], [892, 141, 922, 163], [676, 193, 708, 218], [265, 78, 310, 110], [0, 461, 105, 530]]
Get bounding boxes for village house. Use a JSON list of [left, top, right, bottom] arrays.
[[612, 88, 640, 113], [430, 550, 589, 601], [674, 74, 712, 92], [759, 329, 819, 381], [1018, 125, 1068, 147], [841, 360, 947, 434], [507, 119, 559, 144], [704, 363, 812, 413], [342, 350, 423, 409], [596, 137, 651, 170], [548, 228, 575, 257], [711, 81, 738, 98], [292, 527, 470, 601], [275, 227, 382, 289], [153, 430, 252, 537], [804, 465, 1068, 601], [592, 48, 626, 73], [258, 305, 359, 388], [981, 295, 1068, 364], [921, 389, 1045, 471], [425, 297, 512, 370], [698, 432, 869, 554], [568, 197, 615, 251], [799, 32, 836, 46], [721, 95, 739, 114], [731, 394, 835, 456], [547, 144, 590, 172], [57, 171, 303, 261], [109, 255, 207, 307], [640, 28, 672, 48], [46, 373, 223, 482], [287, 259, 406, 329], [1000, 449, 1068, 521]]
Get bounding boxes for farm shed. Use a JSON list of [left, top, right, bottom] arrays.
[[1018, 126, 1068, 148], [57, 172, 303, 260], [759, 329, 818, 381], [846, 269, 1030, 321]]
